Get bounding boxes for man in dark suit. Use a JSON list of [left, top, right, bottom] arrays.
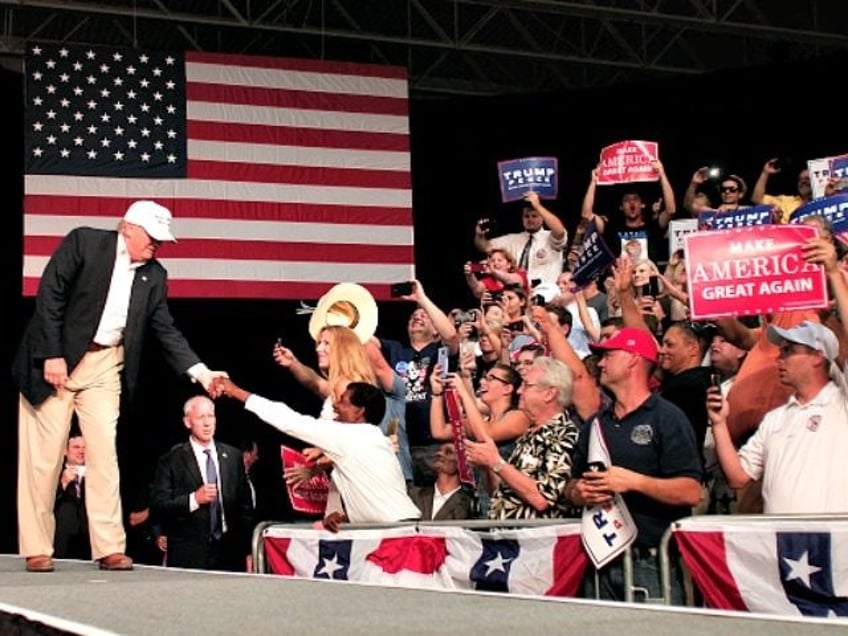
[[408, 443, 474, 521], [13, 201, 227, 573], [53, 433, 90, 559], [151, 396, 254, 572]]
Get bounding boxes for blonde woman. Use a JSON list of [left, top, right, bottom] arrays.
[[274, 325, 376, 418]]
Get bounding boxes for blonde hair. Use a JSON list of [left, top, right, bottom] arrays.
[[321, 325, 377, 402]]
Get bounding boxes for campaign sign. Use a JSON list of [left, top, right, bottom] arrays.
[[808, 154, 848, 199], [281, 446, 329, 515], [596, 140, 658, 185], [684, 224, 828, 321], [443, 389, 476, 487], [789, 193, 848, 246], [668, 218, 698, 255], [617, 230, 648, 262], [829, 155, 848, 194], [498, 156, 558, 202], [571, 221, 615, 287], [698, 204, 776, 230]]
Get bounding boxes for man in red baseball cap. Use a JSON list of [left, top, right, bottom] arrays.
[[587, 327, 659, 365], [565, 326, 702, 604]]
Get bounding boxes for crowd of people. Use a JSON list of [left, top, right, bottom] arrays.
[[12, 153, 848, 607]]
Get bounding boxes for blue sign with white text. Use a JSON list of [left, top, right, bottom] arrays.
[[498, 157, 558, 203]]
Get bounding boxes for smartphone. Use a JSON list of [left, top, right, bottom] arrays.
[[641, 275, 660, 297], [437, 346, 449, 378], [587, 461, 606, 473], [469, 263, 487, 274], [275, 337, 283, 347], [390, 281, 414, 297], [507, 320, 525, 333], [710, 372, 722, 390]]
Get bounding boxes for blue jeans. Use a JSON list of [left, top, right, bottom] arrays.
[[582, 547, 685, 605]]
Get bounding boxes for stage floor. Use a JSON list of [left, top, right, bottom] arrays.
[[0, 555, 844, 635]]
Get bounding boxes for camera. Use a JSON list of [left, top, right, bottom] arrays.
[[390, 281, 414, 297], [640, 275, 660, 298], [453, 309, 477, 327], [478, 218, 497, 235], [469, 262, 487, 275], [710, 372, 722, 390], [769, 157, 789, 171], [437, 346, 449, 379], [704, 166, 722, 180]]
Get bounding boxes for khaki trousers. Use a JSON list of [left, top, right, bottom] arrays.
[[18, 346, 124, 559]]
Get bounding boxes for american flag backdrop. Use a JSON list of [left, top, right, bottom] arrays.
[[23, 43, 414, 300]]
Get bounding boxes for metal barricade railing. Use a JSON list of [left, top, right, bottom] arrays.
[[659, 513, 848, 607], [252, 517, 661, 602], [252, 517, 578, 575]]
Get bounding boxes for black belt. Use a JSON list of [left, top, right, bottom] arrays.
[[87, 342, 114, 352]]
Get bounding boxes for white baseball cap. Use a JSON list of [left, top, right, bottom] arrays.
[[766, 320, 838, 362], [123, 200, 176, 242]]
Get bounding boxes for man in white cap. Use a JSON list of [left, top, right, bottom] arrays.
[[708, 316, 848, 514], [13, 200, 227, 573]]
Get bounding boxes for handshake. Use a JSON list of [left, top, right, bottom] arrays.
[[207, 376, 248, 402]]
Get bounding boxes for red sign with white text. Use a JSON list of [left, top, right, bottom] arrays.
[[281, 446, 329, 515], [597, 140, 659, 185], [684, 225, 828, 320]]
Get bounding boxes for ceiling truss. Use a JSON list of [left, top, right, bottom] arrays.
[[0, 0, 845, 97]]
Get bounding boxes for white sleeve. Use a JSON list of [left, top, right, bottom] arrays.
[[244, 394, 346, 456], [547, 228, 567, 251]]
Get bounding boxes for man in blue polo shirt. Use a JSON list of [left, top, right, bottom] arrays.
[[565, 328, 702, 604]]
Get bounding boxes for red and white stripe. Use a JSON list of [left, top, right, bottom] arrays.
[[24, 52, 414, 300]]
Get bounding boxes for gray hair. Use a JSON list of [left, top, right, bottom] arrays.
[[183, 394, 214, 416], [531, 356, 574, 408]]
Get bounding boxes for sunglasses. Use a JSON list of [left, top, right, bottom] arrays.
[[720, 186, 739, 193]]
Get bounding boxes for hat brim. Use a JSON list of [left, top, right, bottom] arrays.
[[308, 283, 379, 344], [765, 324, 794, 348], [146, 227, 176, 242]]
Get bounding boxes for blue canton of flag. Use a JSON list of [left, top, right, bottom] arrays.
[[313, 540, 352, 580], [777, 532, 848, 617], [470, 539, 520, 590], [25, 44, 187, 178]]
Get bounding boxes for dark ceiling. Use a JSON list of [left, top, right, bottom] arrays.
[[0, 0, 846, 98]]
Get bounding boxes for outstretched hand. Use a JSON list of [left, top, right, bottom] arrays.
[[197, 369, 229, 393], [209, 376, 248, 402]]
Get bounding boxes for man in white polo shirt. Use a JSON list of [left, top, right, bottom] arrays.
[[708, 315, 848, 514]]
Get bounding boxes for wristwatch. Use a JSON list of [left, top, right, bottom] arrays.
[[492, 459, 506, 474]]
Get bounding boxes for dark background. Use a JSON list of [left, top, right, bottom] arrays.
[[2, 52, 845, 552]]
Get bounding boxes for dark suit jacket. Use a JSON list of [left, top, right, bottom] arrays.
[[151, 441, 254, 571], [408, 485, 474, 521], [12, 227, 201, 407], [53, 477, 90, 559]]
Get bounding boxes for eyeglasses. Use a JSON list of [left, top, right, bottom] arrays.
[[484, 373, 512, 385], [720, 186, 739, 193]]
